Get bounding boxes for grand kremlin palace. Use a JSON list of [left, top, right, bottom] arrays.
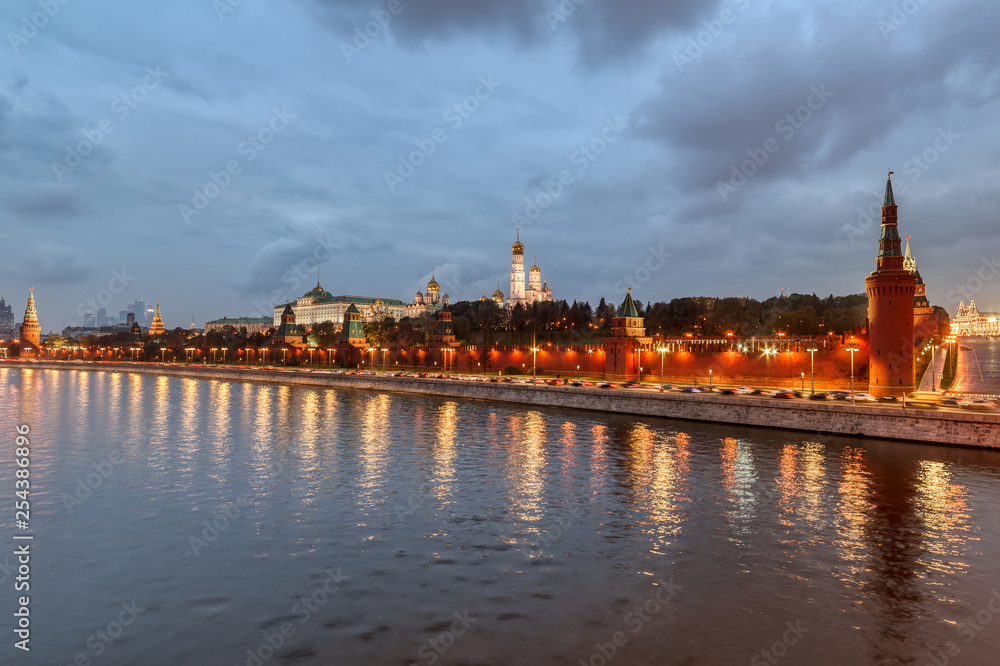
[[272, 283, 408, 327]]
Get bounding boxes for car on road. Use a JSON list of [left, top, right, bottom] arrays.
[[772, 389, 796, 399], [809, 393, 831, 400], [598, 382, 614, 389], [750, 389, 771, 396], [850, 392, 879, 402], [679, 387, 701, 393], [964, 398, 996, 409]]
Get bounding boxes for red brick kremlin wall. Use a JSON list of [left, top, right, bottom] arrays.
[[376, 336, 871, 390]]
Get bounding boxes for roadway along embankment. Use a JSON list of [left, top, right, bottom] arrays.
[[14, 362, 1000, 449]]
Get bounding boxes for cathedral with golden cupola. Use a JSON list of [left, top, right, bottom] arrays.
[[405, 272, 450, 318]]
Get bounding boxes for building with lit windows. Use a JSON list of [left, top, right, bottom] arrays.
[[952, 300, 1000, 336], [405, 273, 450, 318], [274, 282, 408, 328]]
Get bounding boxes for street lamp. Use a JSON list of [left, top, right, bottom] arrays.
[[806, 347, 818, 395], [211, 347, 218, 364], [657, 347, 668, 391], [846, 340, 860, 405], [708, 368, 713, 387], [530, 347, 539, 380], [381, 348, 388, 371], [801, 371, 805, 392], [282, 348, 287, 367]]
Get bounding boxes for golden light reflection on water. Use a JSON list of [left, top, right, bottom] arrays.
[[210, 382, 232, 446], [720, 437, 757, 539], [833, 446, 874, 580], [505, 411, 546, 526], [645, 431, 692, 551], [430, 401, 459, 506], [253, 385, 274, 443], [914, 461, 973, 582], [590, 424, 609, 480], [357, 394, 392, 512]]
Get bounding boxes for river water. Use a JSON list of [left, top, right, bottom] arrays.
[[1, 367, 999, 665]]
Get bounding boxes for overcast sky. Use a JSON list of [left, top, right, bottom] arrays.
[[2, 0, 998, 331]]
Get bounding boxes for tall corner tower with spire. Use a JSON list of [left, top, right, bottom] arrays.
[[19, 288, 40, 358], [149, 301, 166, 336], [865, 172, 917, 397]]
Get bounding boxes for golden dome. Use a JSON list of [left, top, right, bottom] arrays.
[[427, 271, 439, 292], [512, 229, 523, 253], [479, 290, 489, 302], [492, 281, 504, 300], [530, 255, 540, 272]]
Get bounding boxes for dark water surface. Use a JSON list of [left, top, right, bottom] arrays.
[[1, 367, 999, 665]]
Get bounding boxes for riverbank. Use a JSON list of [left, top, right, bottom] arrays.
[[9, 360, 1000, 449]]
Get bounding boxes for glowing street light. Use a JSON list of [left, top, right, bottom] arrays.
[[806, 347, 818, 395], [657, 347, 668, 391], [846, 340, 860, 405]]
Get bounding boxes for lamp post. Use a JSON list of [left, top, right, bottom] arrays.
[[381, 348, 388, 372], [160, 348, 166, 364], [806, 347, 818, 395], [530, 347, 538, 380], [211, 347, 218, 364], [221, 348, 227, 365], [657, 347, 668, 391], [282, 348, 287, 367], [801, 371, 805, 393], [708, 368, 713, 387], [846, 340, 860, 405], [931, 341, 937, 392]]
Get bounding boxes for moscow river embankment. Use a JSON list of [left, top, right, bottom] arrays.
[[12, 361, 1000, 449]]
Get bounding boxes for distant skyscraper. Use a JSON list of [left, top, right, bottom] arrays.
[[83, 313, 96, 327], [120, 308, 128, 323], [0, 297, 13, 337], [96, 307, 109, 327]]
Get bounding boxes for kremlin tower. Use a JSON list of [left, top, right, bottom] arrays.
[[149, 301, 166, 336], [19, 288, 40, 358], [865, 173, 917, 397]]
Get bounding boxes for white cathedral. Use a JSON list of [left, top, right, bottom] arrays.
[[498, 230, 552, 307]]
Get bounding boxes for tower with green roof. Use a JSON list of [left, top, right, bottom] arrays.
[[604, 288, 651, 380]]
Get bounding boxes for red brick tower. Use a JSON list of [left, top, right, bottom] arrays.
[[19, 287, 40, 358], [604, 289, 651, 381], [865, 173, 917, 397]]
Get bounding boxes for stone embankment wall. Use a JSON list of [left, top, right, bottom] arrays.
[[16, 362, 1000, 449]]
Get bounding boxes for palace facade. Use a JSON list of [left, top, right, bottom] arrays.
[[205, 316, 274, 336], [274, 282, 407, 328], [952, 300, 1000, 336]]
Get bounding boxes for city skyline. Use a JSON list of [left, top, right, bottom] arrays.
[[2, 1, 999, 331]]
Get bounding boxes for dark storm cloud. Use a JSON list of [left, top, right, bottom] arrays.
[[2, 0, 999, 330]]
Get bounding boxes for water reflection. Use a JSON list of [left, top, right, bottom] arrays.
[[720, 437, 758, 542]]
